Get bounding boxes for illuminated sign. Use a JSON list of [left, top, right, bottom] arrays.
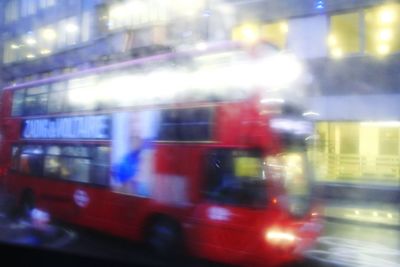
[[22, 115, 110, 139], [208, 207, 231, 221], [74, 189, 90, 208]]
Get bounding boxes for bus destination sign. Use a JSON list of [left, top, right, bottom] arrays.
[[21, 115, 110, 139]]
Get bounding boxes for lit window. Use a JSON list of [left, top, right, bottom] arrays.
[[340, 124, 359, 154], [108, 0, 170, 31], [5, 0, 18, 23], [20, 32, 39, 61], [379, 128, 399, 155], [365, 4, 400, 56], [261, 21, 288, 49], [39, 0, 56, 9], [38, 25, 57, 55], [81, 11, 92, 42], [12, 89, 25, 116], [328, 12, 360, 58], [231, 23, 261, 45], [57, 17, 79, 48], [21, 0, 37, 17], [3, 40, 19, 64], [232, 20, 288, 48]]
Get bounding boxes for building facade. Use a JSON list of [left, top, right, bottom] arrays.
[[228, 0, 400, 225]]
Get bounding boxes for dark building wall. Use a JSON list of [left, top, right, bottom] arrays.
[[308, 53, 400, 96]]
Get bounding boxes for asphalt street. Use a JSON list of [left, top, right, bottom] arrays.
[[0, 206, 398, 267]]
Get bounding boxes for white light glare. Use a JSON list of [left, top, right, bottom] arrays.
[[270, 118, 313, 135], [302, 111, 320, 117], [377, 44, 390, 55], [195, 42, 208, 51], [261, 54, 303, 88], [65, 23, 79, 33], [40, 49, 52, 55], [260, 98, 285, 104], [378, 29, 393, 41], [266, 230, 296, 243], [25, 38, 37, 45], [42, 28, 57, 41], [379, 8, 396, 24]]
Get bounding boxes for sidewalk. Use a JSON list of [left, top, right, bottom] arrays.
[[305, 220, 400, 267]]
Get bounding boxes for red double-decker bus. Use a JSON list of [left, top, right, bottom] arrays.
[[0, 41, 322, 266]]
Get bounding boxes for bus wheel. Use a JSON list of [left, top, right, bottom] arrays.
[[18, 190, 35, 219], [145, 217, 184, 260]]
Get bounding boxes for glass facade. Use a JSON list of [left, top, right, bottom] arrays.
[[312, 122, 400, 185]]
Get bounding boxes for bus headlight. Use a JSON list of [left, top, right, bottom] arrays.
[[265, 229, 297, 245]]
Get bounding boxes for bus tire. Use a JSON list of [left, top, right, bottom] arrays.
[[18, 189, 35, 219], [145, 216, 185, 260]]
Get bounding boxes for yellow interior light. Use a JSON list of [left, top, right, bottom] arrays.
[[234, 157, 261, 178], [25, 38, 37, 45], [239, 23, 260, 44], [378, 29, 393, 41], [26, 54, 36, 59], [327, 34, 337, 46], [379, 8, 396, 24], [377, 44, 390, 55], [109, 5, 126, 18], [280, 22, 288, 33], [40, 49, 52, 55], [65, 23, 79, 33], [42, 28, 56, 41], [10, 44, 19, 49], [331, 47, 343, 58]]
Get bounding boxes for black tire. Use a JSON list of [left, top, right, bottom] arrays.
[[18, 190, 35, 219], [145, 217, 185, 261]]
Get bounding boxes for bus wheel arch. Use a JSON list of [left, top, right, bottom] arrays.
[[143, 213, 186, 258], [18, 188, 35, 218]]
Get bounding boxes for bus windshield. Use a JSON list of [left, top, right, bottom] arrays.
[[205, 149, 268, 209], [268, 112, 314, 217]]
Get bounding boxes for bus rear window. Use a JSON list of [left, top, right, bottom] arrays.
[[12, 90, 24, 116], [19, 145, 44, 176]]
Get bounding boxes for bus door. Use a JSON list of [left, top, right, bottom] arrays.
[[191, 148, 269, 263]]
